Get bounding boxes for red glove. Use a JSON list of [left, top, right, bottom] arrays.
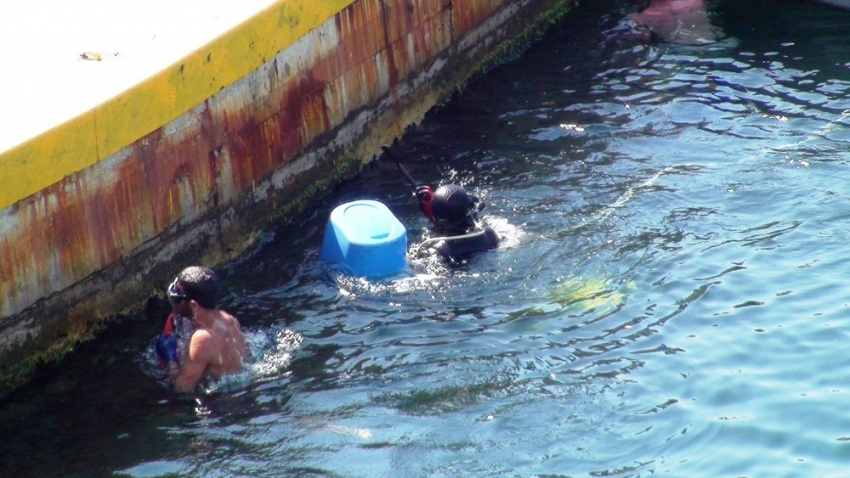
[[416, 185, 435, 224]]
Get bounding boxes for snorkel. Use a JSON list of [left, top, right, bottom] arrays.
[[381, 145, 436, 225]]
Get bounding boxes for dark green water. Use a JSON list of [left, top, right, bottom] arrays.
[[5, 0, 850, 476]]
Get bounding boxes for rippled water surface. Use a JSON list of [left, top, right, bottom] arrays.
[[5, 1, 850, 476]]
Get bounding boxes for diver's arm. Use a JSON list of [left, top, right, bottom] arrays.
[[169, 331, 212, 393]]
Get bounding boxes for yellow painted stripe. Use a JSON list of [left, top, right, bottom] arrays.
[[0, 0, 355, 210]]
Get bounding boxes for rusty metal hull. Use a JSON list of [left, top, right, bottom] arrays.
[[0, 0, 575, 393]]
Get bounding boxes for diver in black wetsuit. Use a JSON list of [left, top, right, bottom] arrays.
[[381, 144, 499, 261], [414, 182, 500, 260]]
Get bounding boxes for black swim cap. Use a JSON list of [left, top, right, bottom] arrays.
[[176, 266, 219, 309], [430, 184, 478, 232]]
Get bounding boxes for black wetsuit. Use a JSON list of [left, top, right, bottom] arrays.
[[433, 226, 500, 260]]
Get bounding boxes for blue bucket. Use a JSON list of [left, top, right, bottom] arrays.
[[320, 200, 407, 277]]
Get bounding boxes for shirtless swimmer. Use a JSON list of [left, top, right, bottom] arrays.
[[156, 266, 247, 393]]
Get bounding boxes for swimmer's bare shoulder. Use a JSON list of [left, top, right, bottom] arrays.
[[161, 266, 248, 393], [217, 310, 247, 374]]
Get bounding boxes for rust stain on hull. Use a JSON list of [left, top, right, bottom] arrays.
[[0, 0, 576, 393]]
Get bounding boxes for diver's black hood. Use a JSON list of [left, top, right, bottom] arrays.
[[431, 184, 478, 233]]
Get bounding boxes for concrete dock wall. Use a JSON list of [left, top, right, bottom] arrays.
[[0, 0, 575, 392]]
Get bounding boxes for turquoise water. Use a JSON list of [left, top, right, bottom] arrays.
[[4, 0, 850, 476]]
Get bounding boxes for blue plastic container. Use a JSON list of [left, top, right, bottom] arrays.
[[320, 200, 407, 277]]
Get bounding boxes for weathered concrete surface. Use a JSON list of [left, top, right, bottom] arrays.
[[0, 0, 577, 394]]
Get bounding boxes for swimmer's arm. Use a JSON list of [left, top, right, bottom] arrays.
[[169, 331, 213, 393]]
